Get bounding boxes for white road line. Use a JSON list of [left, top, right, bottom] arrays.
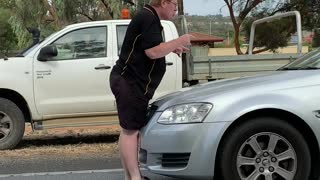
[[0, 168, 146, 178]]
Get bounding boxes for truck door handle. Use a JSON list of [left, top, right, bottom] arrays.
[[166, 62, 173, 66], [95, 65, 111, 70]]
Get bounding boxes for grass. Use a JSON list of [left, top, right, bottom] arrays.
[[1, 124, 121, 160]]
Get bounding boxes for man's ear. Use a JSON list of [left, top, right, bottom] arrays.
[[160, 0, 167, 8]]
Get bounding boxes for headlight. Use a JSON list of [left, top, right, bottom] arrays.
[[158, 103, 213, 124]]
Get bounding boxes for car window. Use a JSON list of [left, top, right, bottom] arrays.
[[116, 25, 128, 55], [51, 26, 107, 61]]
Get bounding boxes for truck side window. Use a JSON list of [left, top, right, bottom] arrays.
[[51, 26, 107, 61], [116, 25, 128, 55], [116, 25, 165, 55]]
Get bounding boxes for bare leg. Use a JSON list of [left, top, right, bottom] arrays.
[[119, 130, 131, 180], [119, 128, 142, 180]]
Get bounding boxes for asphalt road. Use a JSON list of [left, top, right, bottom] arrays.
[[0, 169, 180, 180], [0, 125, 183, 180], [0, 156, 182, 180]]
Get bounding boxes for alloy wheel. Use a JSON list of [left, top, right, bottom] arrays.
[[237, 132, 297, 180]]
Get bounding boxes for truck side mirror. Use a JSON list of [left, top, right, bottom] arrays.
[[37, 45, 58, 61]]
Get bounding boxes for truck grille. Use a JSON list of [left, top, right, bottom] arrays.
[[160, 153, 191, 168]]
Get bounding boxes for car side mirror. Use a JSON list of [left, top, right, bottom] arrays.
[[37, 45, 58, 61]]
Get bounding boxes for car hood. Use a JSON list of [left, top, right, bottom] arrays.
[[0, 57, 26, 63], [0, 57, 28, 65], [153, 70, 319, 110], [0, 57, 31, 73]]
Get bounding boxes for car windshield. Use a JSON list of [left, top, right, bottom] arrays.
[[280, 48, 320, 70]]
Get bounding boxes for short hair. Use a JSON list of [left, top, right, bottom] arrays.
[[149, 0, 163, 6]]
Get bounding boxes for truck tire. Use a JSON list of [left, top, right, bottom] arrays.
[[218, 117, 311, 180], [0, 98, 25, 150]]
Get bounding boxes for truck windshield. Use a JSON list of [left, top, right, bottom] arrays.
[[17, 43, 40, 57], [17, 32, 58, 57], [280, 48, 320, 70]]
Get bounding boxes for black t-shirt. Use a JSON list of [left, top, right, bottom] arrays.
[[113, 5, 166, 99]]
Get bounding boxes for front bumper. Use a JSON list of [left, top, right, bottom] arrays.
[[139, 112, 230, 180]]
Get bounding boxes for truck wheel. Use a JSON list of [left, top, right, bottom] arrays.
[[0, 98, 25, 150], [218, 117, 311, 180], [189, 80, 199, 86]]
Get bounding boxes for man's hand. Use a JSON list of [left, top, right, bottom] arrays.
[[173, 34, 194, 57], [178, 34, 194, 46], [173, 46, 189, 57]]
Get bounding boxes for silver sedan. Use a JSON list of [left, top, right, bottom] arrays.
[[139, 49, 320, 180]]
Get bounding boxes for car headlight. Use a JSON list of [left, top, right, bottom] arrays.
[[158, 103, 213, 124]]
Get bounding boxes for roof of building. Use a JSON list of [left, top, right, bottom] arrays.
[[189, 32, 224, 43]]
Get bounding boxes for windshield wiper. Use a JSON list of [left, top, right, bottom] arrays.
[[279, 67, 301, 70], [299, 66, 320, 70]]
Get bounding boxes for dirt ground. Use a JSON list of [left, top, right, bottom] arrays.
[[1, 124, 121, 160]]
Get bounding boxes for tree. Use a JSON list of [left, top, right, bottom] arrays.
[[2, 0, 123, 49], [241, 11, 296, 54], [224, 0, 294, 54], [313, 30, 320, 47], [224, 0, 320, 54], [0, 8, 17, 56], [285, 0, 320, 47]]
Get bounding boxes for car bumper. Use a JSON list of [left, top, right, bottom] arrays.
[[139, 112, 230, 180]]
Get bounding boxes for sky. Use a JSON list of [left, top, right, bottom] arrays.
[[183, 0, 229, 16]]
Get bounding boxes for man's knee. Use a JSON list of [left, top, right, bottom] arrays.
[[122, 128, 139, 136]]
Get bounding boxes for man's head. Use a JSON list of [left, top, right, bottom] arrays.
[[149, 0, 178, 20]]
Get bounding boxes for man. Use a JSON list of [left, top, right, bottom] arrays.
[[110, 0, 192, 179]]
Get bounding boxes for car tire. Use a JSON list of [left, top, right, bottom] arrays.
[[0, 98, 25, 150], [218, 117, 311, 180]]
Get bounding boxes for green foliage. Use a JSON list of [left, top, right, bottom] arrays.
[[288, 0, 320, 30], [2, 0, 123, 49], [0, 8, 17, 54], [313, 29, 320, 48], [242, 14, 296, 52], [60, 0, 121, 22], [5, 0, 49, 48], [0, 0, 15, 9]]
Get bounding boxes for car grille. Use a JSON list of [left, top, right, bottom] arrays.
[[139, 148, 147, 164], [160, 153, 191, 168]]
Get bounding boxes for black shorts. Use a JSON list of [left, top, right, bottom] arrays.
[[110, 71, 149, 130]]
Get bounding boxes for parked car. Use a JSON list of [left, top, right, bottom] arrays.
[[139, 48, 320, 180]]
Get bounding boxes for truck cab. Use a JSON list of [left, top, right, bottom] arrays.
[[0, 20, 182, 149]]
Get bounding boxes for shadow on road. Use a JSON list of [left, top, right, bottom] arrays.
[[16, 133, 119, 149]]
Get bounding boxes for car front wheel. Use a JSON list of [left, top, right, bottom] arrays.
[[218, 117, 311, 180]]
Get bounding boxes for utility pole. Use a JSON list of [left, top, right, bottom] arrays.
[[178, 0, 184, 15], [209, 20, 211, 35]]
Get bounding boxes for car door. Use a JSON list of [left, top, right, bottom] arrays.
[[34, 25, 115, 118]]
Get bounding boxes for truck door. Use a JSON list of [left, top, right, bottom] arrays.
[[156, 22, 181, 98], [33, 26, 115, 117], [113, 22, 180, 103]]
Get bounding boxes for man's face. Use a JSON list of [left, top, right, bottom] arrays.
[[162, 0, 178, 20]]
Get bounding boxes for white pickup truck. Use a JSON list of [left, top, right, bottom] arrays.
[[0, 19, 183, 149]]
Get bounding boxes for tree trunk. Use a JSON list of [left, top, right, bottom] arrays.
[[42, 0, 61, 29], [234, 25, 243, 55]]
